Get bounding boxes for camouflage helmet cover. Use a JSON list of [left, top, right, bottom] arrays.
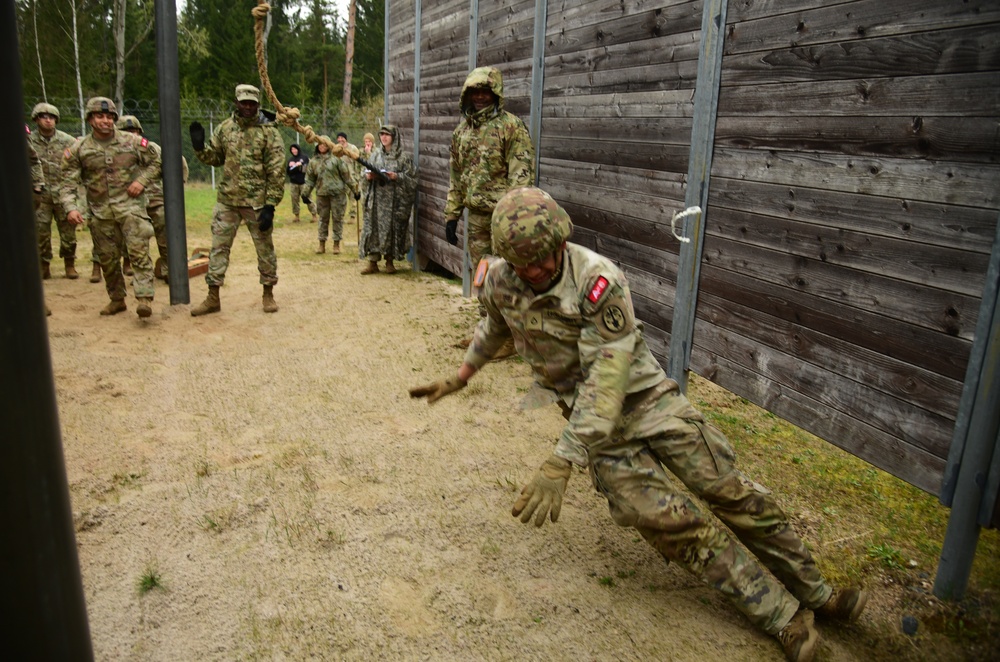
[[117, 115, 143, 132], [31, 102, 60, 121], [84, 96, 119, 120], [491, 187, 573, 267]]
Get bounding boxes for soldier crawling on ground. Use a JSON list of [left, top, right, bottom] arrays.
[[411, 186, 869, 662], [59, 97, 161, 319]]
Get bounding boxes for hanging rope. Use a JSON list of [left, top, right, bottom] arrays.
[[251, 2, 360, 161]]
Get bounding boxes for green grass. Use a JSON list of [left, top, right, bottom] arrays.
[[137, 561, 163, 595]]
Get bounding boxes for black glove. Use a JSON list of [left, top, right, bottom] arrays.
[[258, 204, 275, 232], [189, 122, 205, 151], [445, 219, 459, 246], [354, 191, 361, 201], [302, 194, 312, 206]]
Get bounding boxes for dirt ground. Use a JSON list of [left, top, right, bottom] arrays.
[[42, 212, 981, 661]]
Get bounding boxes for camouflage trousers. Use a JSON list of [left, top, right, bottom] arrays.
[[289, 184, 315, 218], [205, 204, 277, 288], [467, 210, 493, 271], [316, 194, 347, 242], [148, 204, 168, 272], [586, 383, 831, 635], [90, 214, 155, 300], [35, 197, 75, 263]]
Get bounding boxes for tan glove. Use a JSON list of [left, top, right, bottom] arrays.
[[408, 376, 466, 404], [512, 455, 572, 527]]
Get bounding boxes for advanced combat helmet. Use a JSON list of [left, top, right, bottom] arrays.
[[31, 102, 60, 121], [117, 115, 143, 133], [84, 96, 119, 120], [491, 187, 573, 267]]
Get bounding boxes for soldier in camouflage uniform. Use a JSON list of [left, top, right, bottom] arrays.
[[336, 131, 361, 225], [411, 187, 869, 662], [26, 124, 51, 316], [444, 66, 535, 279], [303, 139, 359, 255], [118, 115, 188, 281], [189, 84, 285, 315], [29, 103, 79, 280], [359, 125, 416, 274], [60, 97, 161, 319]]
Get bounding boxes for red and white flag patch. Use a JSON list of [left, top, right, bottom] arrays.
[[140, 137, 149, 147], [587, 276, 610, 303]]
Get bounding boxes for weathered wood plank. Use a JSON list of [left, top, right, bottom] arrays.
[[546, 0, 703, 56], [725, 0, 1000, 55], [544, 28, 701, 77], [697, 261, 973, 382], [702, 233, 981, 339], [708, 177, 998, 254], [706, 206, 990, 297], [710, 147, 1000, 208], [542, 157, 687, 200], [689, 349, 945, 494], [541, 89, 695, 118], [718, 72, 1000, 117], [542, 59, 700, 96], [722, 24, 1000, 85], [541, 137, 690, 173], [542, 117, 693, 144], [714, 115, 1000, 163]]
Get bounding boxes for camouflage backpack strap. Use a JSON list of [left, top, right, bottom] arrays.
[[580, 273, 635, 342]]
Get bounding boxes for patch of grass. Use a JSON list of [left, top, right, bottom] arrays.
[[597, 575, 616, 588], [137, 561, 163, 595]]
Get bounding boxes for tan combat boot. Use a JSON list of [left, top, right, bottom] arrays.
[[100, 299, 128, 316], [777, 609, 818, 662], [316, 240, 326, 254], [814, 587, 868, 623], [360, 260, 379, 275], [136, 297, 153, 318], [122, 255, 133, 276], [384, 259, 397, 274], [41, 261, 51, 279], [311, 214, 318, 223], [64, 258, 79, 279], [191, 286, 221, 317], [90, 262, 102, 283], [262, 285, 278, 313], [293, 215, 301, 223], [332, 240, 341, 254]]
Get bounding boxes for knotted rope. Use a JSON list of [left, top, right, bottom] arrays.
[[251, 2, 360, 161]]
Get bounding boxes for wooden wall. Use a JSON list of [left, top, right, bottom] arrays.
[[388, 0, 1000, 496]]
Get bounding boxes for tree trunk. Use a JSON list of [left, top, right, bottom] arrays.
[[33, 0, 47, 100], [342, 0, 357, 108], [113, 0, 126, 108], [71, 0, 84, 135]]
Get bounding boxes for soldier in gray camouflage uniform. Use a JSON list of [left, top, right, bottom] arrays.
[[29, 103, 79, 280], [189, 84, 285, 315], [445, 66, 535, 279], [118, 115, 188, 281], [412, 187, 869, 662], [60, 97, 161, 319]]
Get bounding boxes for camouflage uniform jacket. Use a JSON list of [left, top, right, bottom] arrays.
[[304, 151, 358, 198], [445, 66, 535, 221], [146, 149, 188, 208], [59, 128, 162, 220], [464, 243, 666, 467], [25, 126, 43, 190], [195, 111, 285, 209], [28, 127, 75, 207]]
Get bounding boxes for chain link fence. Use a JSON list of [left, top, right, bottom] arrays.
[[26, 97, 384, 183]]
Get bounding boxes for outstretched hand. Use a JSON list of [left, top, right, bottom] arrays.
[[408, 376, 466, 404], [512, 455, 572, 527]]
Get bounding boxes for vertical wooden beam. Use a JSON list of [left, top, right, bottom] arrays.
[[528, 0, 548, 182], [461, 0, 480, 297], [667, 0, 728, 391], [935, 213, 1000, 600], [382, 0, 390, 123], [411, 0, 423, 271]]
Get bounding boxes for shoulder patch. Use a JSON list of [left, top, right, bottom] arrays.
[[25, 125, 31, 134], [63, 148, 72, 159], [473, 258, 490, 288], [587, 276, 610, 304], [595, 294, 635, 341], [140, 137, 149, 147]]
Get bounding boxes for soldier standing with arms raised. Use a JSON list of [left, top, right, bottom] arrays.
[[28, 103, 79, 280], [188, 84, 285, 315], [59, 97, 161, 318]]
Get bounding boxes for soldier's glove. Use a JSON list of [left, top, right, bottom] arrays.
[[408, 376, 466, 404], [445, 219, 459, 246], [354, 191, 361, 201], [189, 122, 205, 151], [258, 204, 275, 232], [512, 455, 572, 527]]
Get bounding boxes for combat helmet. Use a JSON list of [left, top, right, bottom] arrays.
[[117, 115, 143, 133], [491, 187, 573, 267], [31, 102, 60, 121], [84, 96, 119, 120]]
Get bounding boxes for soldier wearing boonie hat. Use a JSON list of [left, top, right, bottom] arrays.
[[411, 186, 870, 662]]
